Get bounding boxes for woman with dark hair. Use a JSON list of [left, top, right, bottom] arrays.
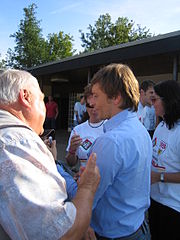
[[149, 80, 180, 239]]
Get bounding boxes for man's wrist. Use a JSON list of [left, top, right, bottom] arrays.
[[69, 149, 76, 155], [76, 187, 95, 201]]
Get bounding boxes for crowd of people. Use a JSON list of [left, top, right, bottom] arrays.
[[0, 64, 179, 240]]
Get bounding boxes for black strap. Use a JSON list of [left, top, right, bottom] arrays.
[[0, 124, 32, 131]]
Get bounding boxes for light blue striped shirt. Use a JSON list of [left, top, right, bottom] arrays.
[[89, 109, 152, 238]]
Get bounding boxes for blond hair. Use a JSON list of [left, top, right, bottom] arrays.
[[91, 63, 139, 111]]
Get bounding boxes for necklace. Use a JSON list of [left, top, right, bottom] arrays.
[[88, 120, 105, 128]]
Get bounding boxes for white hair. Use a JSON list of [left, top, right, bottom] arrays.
[[0, 69, 38, 104]]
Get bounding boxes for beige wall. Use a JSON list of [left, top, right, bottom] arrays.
[[137, 73, 180, 84]]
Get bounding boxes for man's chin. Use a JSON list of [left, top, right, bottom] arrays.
[[97, 114, 106, 121], [39, 128, 44, 136]]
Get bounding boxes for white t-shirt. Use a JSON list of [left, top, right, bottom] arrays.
[[137, 102, 156, 130], [137, 102, 146, 125], [144, 106, 156, 130], [73, 102, 86, 121], [67, 120, 105, 161], [151, 121, 180, 212]]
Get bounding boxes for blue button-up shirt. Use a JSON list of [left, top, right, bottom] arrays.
[[56, 164, 77, 201], [89, 110, 152, 238]]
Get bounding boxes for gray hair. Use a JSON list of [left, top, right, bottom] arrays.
[[0, 69, 38, 104]]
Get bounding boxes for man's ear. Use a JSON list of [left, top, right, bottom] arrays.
[[113, 94, 122, 106], [140, 89, 145, 96], [19, 89, 31, 108]]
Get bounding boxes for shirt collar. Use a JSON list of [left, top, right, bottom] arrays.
[[138, 102, 144, 109], [0, 109, 29, 127], [103, 109, 137, 133]]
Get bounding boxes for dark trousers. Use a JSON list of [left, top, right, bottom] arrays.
[[44, 117, 56, 129], [149, 198, 180, 240]]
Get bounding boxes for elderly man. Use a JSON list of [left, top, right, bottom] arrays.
[[0, 69, 100, 240]]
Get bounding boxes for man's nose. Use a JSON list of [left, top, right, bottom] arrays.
[[89, 98, 95, 107]]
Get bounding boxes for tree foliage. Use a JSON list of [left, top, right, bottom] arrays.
[[6, 3, 74, 69], [80, 14, 153, 52], [0, 54, 6, 69], [45, 32, 75, 62]]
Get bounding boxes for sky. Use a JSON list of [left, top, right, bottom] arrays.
[[0, 0, 180, 60]]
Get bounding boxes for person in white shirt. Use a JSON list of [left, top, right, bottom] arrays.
[[73, 95, 86, 126], [137, 80, 156, 138], [0, 69, 100, 240], [66, 84, 105, 170], [149, 80, 180, 240]]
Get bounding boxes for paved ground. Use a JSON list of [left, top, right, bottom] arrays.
[[55, 129, 70, 161]]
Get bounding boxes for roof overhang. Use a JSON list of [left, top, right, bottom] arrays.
[[28, 30, 180, 81]]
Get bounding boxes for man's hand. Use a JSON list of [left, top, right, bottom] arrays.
[[61, 153, 100, 240], [83, 226, 97, 240], [69, 134, 82, 153], [44, 139, 57, 161], [78, 153, 100, 194]]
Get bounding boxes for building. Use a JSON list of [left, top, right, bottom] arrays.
[[28, 30, 180, 130]]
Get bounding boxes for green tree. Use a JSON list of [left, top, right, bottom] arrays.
[[6, 3, 45, 68], [0, 54, 6, 69], [6, 3, 74, 69], [80, 14, 153, 52], [45, 32, 75, 62]]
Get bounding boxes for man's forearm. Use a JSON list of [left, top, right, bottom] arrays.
[[55, 110, 59, 119], [66, 152, 78, 166], [61, 152, 100, 240], [61, 188, 94, 240]]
